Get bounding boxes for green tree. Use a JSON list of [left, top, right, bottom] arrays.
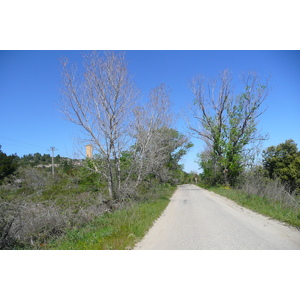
[[198, 149, 223, 185], [262, 139, 300, 193], [152, 128, 193, 184], [188, 70, 269, 186], [0, 146, 18, 183]]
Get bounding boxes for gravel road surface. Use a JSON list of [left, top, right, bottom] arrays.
[[134, 184, 300, 250]]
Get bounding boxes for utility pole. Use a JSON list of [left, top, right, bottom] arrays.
[[48, 147, 58, 178]]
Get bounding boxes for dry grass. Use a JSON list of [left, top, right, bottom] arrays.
[[239, 173, 299, 209], [0, 196, 112, 249], [202, 174, 300, 229]]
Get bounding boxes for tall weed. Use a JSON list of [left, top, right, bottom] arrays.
[[239, 173, 299, 209], [204, 173, 300, 228]]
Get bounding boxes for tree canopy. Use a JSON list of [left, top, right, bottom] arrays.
[[0, 146, 18, 183], [189, 70, 269, 186], [262, 139, 300, 193]]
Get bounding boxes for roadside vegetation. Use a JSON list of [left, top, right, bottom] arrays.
[[196, 139, 300, 229], [45, 184, 175, 250], [0, 150, 185, 250], [199, 182, 300, 229]]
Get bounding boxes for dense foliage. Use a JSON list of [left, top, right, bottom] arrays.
[[16, 152, 64, 167], [0, 145, 18, 183], [262, 139, 300, 193]]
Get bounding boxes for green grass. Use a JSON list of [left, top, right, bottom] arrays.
[[44, 185, 176, 250], [204, 186, 300, 228]]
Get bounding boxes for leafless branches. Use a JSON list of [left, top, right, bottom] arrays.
[[60, 52, 181, 199], [132, 83, 174, 185], [188, 69, 270, 185], [60, 51, 139, 199]]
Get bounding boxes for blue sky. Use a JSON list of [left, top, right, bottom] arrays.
[[0, 50, 299, 173]]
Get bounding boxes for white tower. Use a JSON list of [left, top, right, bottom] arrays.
[[86, 145, 93, 158]]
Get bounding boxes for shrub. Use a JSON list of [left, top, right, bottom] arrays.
[[0, 194, 112, 249]]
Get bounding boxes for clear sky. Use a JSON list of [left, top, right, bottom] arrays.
[[1, 50, 299, 173]]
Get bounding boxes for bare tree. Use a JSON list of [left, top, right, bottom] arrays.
[[60, 51, 139, 199], [132, 83, 175, 185], [60, 52, 184, 199], [188, 70, 269, 185]]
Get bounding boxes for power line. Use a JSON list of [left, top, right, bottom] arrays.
[[0, 135, 47, 151]]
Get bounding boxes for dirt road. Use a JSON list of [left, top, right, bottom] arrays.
[[134, 184, 300, 250]]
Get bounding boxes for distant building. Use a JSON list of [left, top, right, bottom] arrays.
[[86, 145, 93, 158]]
